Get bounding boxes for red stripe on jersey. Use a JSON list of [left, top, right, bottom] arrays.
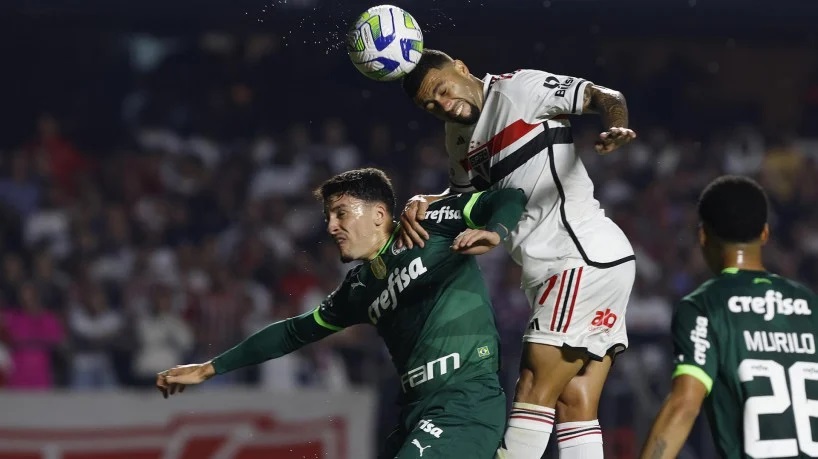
[[562, 266, 583, 332], [460, 119, 540, 171], [550, 271, 568, 331]]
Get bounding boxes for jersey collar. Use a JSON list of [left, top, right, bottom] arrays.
[[373, 223, 400, 259], [368, 224, 400, 280], [481, 74, 493, 98], [721, 267, 768, 275]]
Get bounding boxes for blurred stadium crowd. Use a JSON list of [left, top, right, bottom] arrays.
[[2, 19, 818, 456]]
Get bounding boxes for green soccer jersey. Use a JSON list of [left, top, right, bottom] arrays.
[[316, 189, 524, 403], [672, 268, 818, 458]]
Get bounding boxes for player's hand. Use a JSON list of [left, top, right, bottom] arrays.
[[398, 195, 432, 249], [451, 228, 501, 255], [156, 362, 215, 399], [594, 127, 636, 154]]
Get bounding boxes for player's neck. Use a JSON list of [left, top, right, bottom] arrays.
[[365, 223, 396, 261], [721, 245, 765, 272], [471, 75, 485, 109]]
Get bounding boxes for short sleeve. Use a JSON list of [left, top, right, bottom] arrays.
[[494, 69, 592, 121], [671, 299, 718, 394]]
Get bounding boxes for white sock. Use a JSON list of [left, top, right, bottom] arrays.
[[496, 402, 555, 458], [556, 420, 604, 459]]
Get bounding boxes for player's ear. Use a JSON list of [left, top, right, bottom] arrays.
[[698, 224, 707, 248], [452, 60, 469, 77], [759, 223, 770, 246], [373, 202, 388, 226]]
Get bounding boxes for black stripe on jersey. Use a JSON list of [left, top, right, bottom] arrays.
[[469, 126, 573, 190], [571, 79, 587, 114], [555, 268, 576, 332], [546, 135, 636, 269]]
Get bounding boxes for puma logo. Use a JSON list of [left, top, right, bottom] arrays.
[[411, 439, 431, 456], [351, 275, 365, 289]]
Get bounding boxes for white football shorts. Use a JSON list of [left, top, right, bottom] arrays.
[[522, 261, 635, 360]]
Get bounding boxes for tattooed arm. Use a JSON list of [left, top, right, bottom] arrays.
[[583, 84, 629, 128], [639, 375, 708, 459], [582, 84, 636, 153]]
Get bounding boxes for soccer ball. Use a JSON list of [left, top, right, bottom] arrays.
[[347, 5, 424, 82]]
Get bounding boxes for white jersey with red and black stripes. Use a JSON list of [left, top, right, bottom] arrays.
[[445, 69, 634, 289], [445, 69, 635, 355]]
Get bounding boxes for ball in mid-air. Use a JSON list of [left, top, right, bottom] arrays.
[[347, 5, 424, 82]]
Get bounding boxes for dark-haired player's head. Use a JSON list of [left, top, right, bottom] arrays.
[[402, 49, 483, 125], [697, 175, 769, 273], [314, 168, 396, 262]]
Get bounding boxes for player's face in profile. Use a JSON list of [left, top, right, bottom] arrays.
[[414, 62, 482, 125], [325, 194, 380, 263]]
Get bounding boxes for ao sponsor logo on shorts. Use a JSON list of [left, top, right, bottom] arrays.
[[417, 419, 444, 438], [400, 352, 461, 393], [424, 205, 462, 223], [368, 257, 428, 325], [591, 308, 618, 329], [728, 290, 812, 322], [690, 316, 710, 365]]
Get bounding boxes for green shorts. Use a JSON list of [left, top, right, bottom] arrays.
[[379, 373, 507, 459]]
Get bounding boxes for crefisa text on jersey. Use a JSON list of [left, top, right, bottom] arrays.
[[423, 206, 462, 223], [729, 290, 815, 354], [368, 257, 428, 324], [728, 290, 812, 322]]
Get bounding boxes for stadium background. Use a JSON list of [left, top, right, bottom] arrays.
[[1, 0, 818, 457]]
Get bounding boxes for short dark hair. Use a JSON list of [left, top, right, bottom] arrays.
[[401, 49, 454, 99], [698, 175, 768, 243], [313, 167, 396, 214]]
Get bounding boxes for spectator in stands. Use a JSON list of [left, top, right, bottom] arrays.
[[2, 282, 65, 389]]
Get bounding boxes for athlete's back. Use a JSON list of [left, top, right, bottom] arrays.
[[674, 268, 818, 458]]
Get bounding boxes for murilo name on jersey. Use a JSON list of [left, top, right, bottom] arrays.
[[744, 331, 816, 354]]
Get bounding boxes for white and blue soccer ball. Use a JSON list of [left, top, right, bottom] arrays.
[[347, 5, 424, 82]]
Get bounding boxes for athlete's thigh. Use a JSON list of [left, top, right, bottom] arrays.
[[522, 262, 634, 360]]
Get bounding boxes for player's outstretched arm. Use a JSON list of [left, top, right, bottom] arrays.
[[582, 84, 637, 154], [639, 375, 707, 459], [156, 310, 337, 398], [451, 188, 527, 255]]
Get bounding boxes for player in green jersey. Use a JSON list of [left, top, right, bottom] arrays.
[[640, 175, 818, 459], [155, 167, 527, 459]]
